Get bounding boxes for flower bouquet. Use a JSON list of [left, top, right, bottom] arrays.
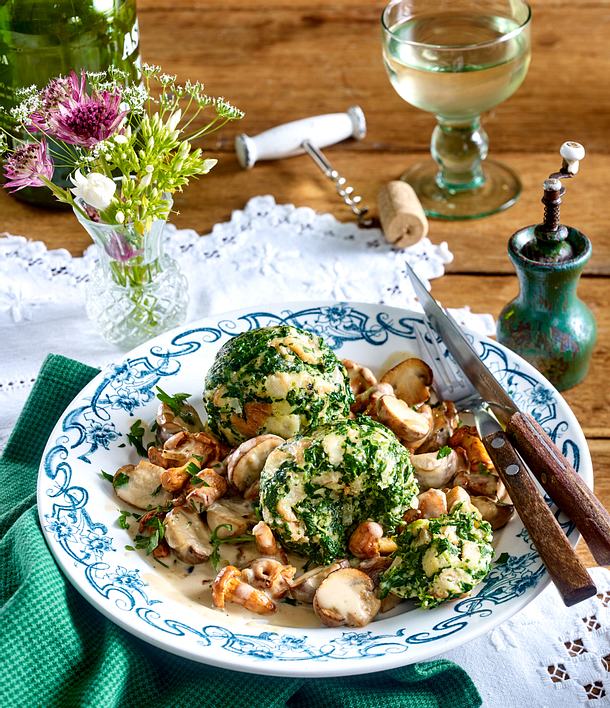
[[0, 64, 243, 347]]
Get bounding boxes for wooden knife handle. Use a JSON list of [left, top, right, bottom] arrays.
[[507, 411, 610, 567], [482, 428, 596, 606]]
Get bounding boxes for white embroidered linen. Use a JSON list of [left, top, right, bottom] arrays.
[[0, 195, 493, 447]]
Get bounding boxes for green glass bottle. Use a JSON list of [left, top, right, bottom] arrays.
[[0, 0, 140, 207]]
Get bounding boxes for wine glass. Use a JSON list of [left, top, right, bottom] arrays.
[[381, 0, 531, 220]]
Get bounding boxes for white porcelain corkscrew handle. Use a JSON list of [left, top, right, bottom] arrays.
[[235, 106, 366, 169]]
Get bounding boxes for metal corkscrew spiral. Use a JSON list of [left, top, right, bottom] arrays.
[[301, 140, 373, 227]]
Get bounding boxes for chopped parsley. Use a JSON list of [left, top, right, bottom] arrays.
[[209, 524, 255, 571], [126, 419, 147, 457], [100, 470, 114, 483], [113, 471, 130, 488], [436, 446, 452, 459], [156, 387, 195, 424]]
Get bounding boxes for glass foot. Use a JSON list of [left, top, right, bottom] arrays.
[[401, 159, 521, 220]]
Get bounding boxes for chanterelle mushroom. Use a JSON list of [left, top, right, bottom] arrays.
[[411, 448, 468, 491], [185, 467, 228, 512], [417, 401, 460, 453], [313, 568, 381, 627], [450, 426, 495, 473], [380, 358, 432, 407], [212, 565, 276, 614], [241, 558, 296, 599], [148, 430, 224, 469], [114, 460, 172, 510], [164, 506, 213, 564], [348, 521, 397, 559]]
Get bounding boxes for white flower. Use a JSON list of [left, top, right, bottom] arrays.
[[202, 158, 218, 173], [140, 172, 152, 189], [167, 109, 182, 131], [70, 170, 116, 211], [114, 134, 128, 145], [115, 211, 125, 224]]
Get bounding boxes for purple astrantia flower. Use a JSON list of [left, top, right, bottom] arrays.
[[28, 76, 71, 129], [3, 140, 54, 192], [32, 71, 126, 148]]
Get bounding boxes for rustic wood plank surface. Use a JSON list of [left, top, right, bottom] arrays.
[[1, 0, 608, 568]]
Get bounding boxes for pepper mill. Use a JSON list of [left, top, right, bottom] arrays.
[[497, 142, 596, 391]]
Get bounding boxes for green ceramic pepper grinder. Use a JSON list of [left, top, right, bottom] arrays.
[[497, 142, 596, 391]]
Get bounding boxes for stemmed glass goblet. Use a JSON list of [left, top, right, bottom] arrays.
[[381, 0, 532, 219]]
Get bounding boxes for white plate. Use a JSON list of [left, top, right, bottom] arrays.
[[38, 302, 590, 677]]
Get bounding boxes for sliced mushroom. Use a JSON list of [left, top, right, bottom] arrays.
[[164, 506, 213, 564], [241, 558, 297, 599], [453, 470, 504, 499], [351, 382, 394, 415], [185, 467, 228, 512], [288, 560, 350, 604], [358, 556, 393, 587], [212, 565, 276, 614], [411, 447, 468, 491], [252, 520, 285, 559], [206, 498, 256, 539], [470, 496, 515, 530], [148, 430, 224, 469], [342, 359, 377, 396], [445, 485, 476, 514], [226, 434, 284, 493], [379, 592, 402, 613], [380, 358, 432, 407], [375, 396, 433, 448], [449, 426, 495, 473], [417, 488, 448, 519], [114, 460, 172, 510], [155, 400, 204, 445], [417, 401, 460, 453], [313, 568, 381, 627]]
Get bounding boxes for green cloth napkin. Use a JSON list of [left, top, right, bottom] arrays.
[[0, 354, 481, 708]]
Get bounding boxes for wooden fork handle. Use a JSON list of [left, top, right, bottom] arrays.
[[507, 411, 610, 567], [482, 428, 596, 606]]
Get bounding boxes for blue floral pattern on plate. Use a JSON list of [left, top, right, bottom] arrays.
[[38, 303, 589, 675]]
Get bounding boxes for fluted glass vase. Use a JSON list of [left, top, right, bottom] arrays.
[[74, 201, 188, 348]]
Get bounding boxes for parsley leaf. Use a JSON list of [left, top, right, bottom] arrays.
[[126, 419, 147, 457], [436, 445, 452, 459], [155, 387, 195, 424], [496, 552, 510, 566], [209, 524, 254, 571], [113, 472, 130, 488], [100, 470, 114, 483]]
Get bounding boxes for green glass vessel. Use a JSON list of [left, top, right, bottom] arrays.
[[497, 225, 596, 391], [0, 0, 139, 207]]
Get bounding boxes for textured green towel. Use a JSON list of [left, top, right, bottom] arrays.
[[0, 354, 481, 708]]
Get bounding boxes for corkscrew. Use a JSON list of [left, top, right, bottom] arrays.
[[235, 107, 374, 227]]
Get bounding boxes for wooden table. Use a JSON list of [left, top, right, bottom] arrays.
[[1, 0, 607, 565]]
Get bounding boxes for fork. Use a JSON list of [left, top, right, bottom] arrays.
[[414, 320, 596, 606]]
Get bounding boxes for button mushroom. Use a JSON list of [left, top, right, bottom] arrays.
[[469, 496, 515, 530], [212, 565, 276, 614], [206, 498, 256, 539], [240, 558, 297, 600], [375, 396, 433, 448], [411, 447, 468, 491], [313, 568, 381, 627], [351, 382, 394, 415], [342, 359, 377, 396], [417, 401, 460, 453], [226, 434, 284, 493], [164, 506, 213, 564], [148, 430, 224, 469], [348, 521, 397, 559], [288, 560, 350, 604], [417, 488, 448, 519], [380, 358, 433, 407], [114, 460, 172, 510]]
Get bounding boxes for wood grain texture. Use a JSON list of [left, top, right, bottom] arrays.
[[0, 0, 608, 567], [482, 427, 596, 606]]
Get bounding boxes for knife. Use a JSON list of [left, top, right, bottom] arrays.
[[406, 262, 610, 568]]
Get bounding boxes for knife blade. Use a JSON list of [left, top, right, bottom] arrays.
[[471, 406, 596, 606], [406, 262, 610, 566]]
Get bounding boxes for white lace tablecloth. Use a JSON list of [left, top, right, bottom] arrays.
[[0, 194, 493, 451], [0, 194, 607, 705]]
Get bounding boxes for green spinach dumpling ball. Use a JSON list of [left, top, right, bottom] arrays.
[[204, 325, 353, 445], [379, 509, 493, 608], [260, 416, 418, 564]]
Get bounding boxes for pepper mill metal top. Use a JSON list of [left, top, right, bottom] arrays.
[[521, 142, 587, 263]]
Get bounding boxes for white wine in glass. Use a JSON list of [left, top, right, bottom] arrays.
[[382, 2, 531, 219]]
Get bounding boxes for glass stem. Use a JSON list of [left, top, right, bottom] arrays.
[[431, 116, 488, 192]]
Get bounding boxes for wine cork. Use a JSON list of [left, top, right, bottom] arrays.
[[377, 181, 428, 248]]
